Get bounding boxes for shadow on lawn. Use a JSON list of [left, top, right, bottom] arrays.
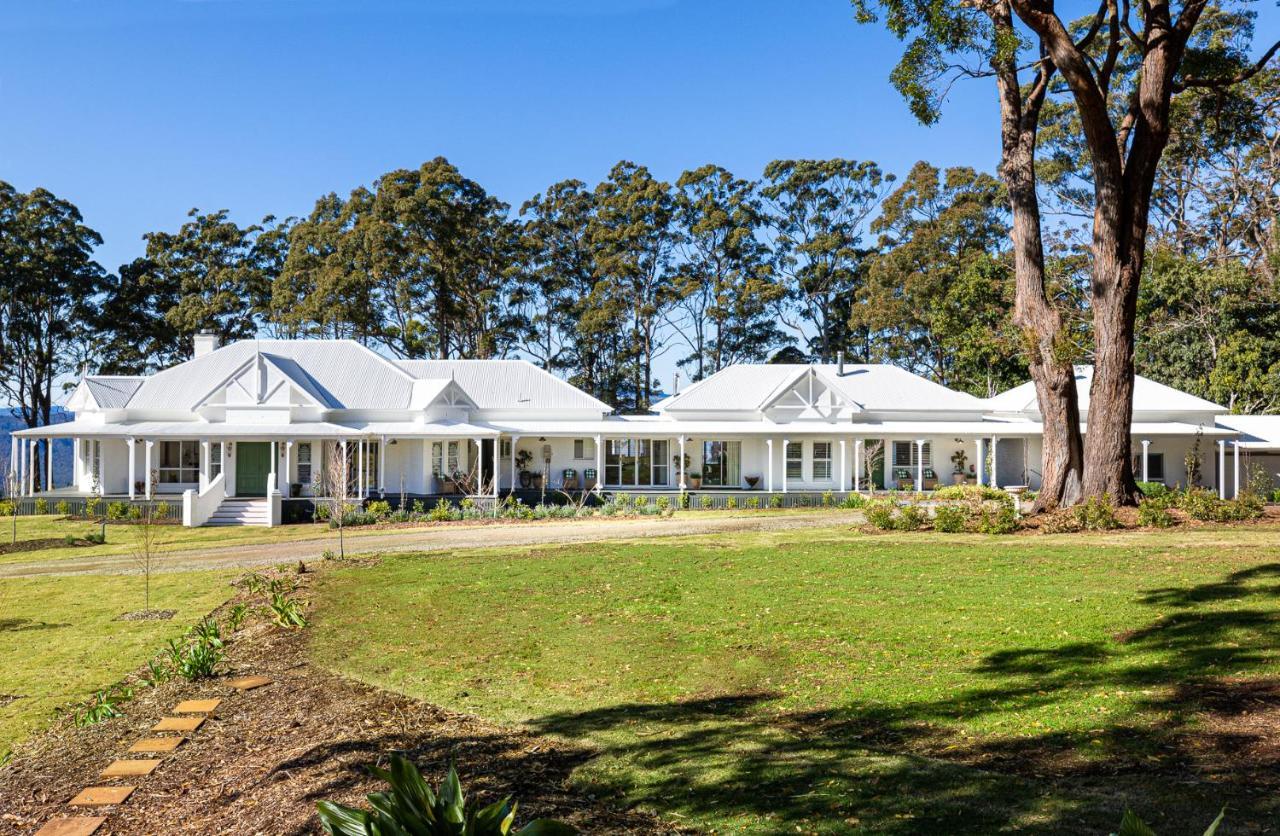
[[524, 563, 1280, 834]]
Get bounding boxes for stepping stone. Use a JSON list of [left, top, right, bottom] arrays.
[[69, 786, 134, 806], [129, 736, 185, 753], [173, 698, 221, 713], [34, 818, 107, 836], [100, 758, 161, 778], [152, 716, 204, 732], [226, 675, 272, 690]]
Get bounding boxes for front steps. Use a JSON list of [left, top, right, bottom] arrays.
[[206, 497, 270, 527]]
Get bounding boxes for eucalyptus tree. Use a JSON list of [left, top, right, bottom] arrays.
[[590, 161, 679, 411], [669, 165, 788, 380], [858, 162, 1025, 396], [760, 158, 892, 364], [857, 0, 1279, 507], [0, 182, 105, 482]]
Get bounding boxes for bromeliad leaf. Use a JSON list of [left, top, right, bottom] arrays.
[[317, 800, 373, 836], [515, 821, 579, 836]]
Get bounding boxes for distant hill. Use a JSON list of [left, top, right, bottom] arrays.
[[1, 408, 75, 488]]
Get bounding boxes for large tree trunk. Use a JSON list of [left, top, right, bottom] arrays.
[[990, 8, 1085, 511]]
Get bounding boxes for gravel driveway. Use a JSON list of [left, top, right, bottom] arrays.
[[0, 512, 863, 578]]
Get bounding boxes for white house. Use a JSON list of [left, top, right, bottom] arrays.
[[10, 336, 1278, 525]]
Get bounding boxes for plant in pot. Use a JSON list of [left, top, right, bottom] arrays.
[[515, 449, 534, 488], [950, 449, 968, 485], [688, 471, 702, 489], [745, 475, 760, 489]]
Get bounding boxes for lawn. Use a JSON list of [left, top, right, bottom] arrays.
[[312, 525, 1280, 834], [0, 569, 237, 754]]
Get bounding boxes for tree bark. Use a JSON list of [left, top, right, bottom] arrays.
[[990, 6, 1085, 511]]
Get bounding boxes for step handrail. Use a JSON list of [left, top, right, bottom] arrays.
[[183, 471, 227, 527]]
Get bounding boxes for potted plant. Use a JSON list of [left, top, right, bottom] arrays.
[[745, 475, 760, 489], [290, 482, 302, 498], [950, 449, 968, 485], [688, 471, 702, 489], [515, 449, 534, 488]]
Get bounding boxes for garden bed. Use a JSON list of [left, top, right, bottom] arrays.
[[0, 536, 96, 556]]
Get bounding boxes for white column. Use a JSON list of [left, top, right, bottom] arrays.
[[492, 436, 500, 498], [357, 439, 365, 499], [144, 440, 154, 499], [378, 436, 387, 496], [781, 438, 789, 493], [991, 437, 1000, 489], [678, 436, 687, 490], [839, 439, 847, 492], [1217, 440, 1227, 499], [127, 438, 137, 499], [285, 440, 294, 495], [594, 434, 603, 493], [1141, 439, 1150, 483], [854, 438, 862, 492], [46, 439, 53, 491], [766, 438, 774, 492], [269, 441, 278, 494], [472, 438, 482, 494], [340, 439, 349, 499], [220, 439, 227, 479], [915, 439, 924, 492], [8, 435, 15, 483], [509, 436, 520, 492], [1233, 440, 1240, 499], [199, 439, 210, 491], [27, 439, 35, 496], [975, 439, 984, 487]]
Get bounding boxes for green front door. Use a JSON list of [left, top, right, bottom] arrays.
[[236, 442, 271, 496]]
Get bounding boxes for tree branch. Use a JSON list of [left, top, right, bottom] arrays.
[[1174, 39, 1280, 92]]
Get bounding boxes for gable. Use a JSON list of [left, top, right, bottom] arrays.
[[197, 353, 328, 410], [763, 368, 861, 421]]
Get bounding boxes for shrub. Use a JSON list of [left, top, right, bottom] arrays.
[[268, 592, 308, 628], [127, 505, 142, 521], [821, 490, 835, 507], [316, 756, 575, 836], [725, 496, 738, 510], [841, 493, 866, 509], [84, 530, 105, 545], [746, 496, 761, 509], [227, 602, 250, 632], [864, 499, 897, 531], [678, 492, 690, 509], [74, 686, 133, 727], [107, 501, 131, 520], [974, 503, 1020, 534], [429, 499, 457, 522], [0, 500, 13, 517], [932, 504, 968, 533], [154, 501, 171, 519], [933, 484, 1007, 502], [1136, 481, 1170, 499], [34, 498, 48, 515], [1136, 498, 1176, 528], [166, 619, 226, 680], [366, 500, 392, 519], [315, 502, 332, 522], [633, 495, 649, 508], [1177, 487, 1263, 522], [1073, 494, 1120, 531], [768, 494, 783, 509], [699, 494, 714, 509], [412, 499, 427, 515], [85, 496, 102, 518], [894, 503, 926, 531], [655, 496, 671, 513]]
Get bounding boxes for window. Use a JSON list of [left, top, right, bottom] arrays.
[[158, 440, 199, 483], [893, 441, 931, 468], [432, 441, 460, 478], [573, 438, 595, 460], [812, 441, 833, 480], [500, 438, 511, 458], [703, 440, 741, 487], [346, 441, 379, 491], [210, 442, 223, 479], [605, 438, 670, 486], [785, 441, 803, 479], [295, 442, 310, 485], [1134, 451, 1165, 482]]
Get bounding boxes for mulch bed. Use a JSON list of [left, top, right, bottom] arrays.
[[0, 538, 94, 557], [113, 610, 176, 622], [0, 568, 685, 835]]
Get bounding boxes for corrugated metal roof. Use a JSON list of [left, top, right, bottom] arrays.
[[15, 420, 361, 438], [126, 340, 416, 410], [84, 377, 145, 409], [1215, 415, 1280, 449], [395, 359, 611, 412], [655, 364, 984, 413], [986, 366, 1227, 413]]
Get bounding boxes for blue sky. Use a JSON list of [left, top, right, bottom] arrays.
[[1, 0, 1006, 275]]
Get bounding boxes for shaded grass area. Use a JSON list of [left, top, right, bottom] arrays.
[[312, 526, 1280, 834], [0, 569, 237, 752]]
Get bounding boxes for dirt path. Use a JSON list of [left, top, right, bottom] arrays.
[[0, 512, 863, 578]]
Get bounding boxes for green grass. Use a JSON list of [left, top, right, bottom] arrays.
[[312, 525, 1280, 834], [0, 569, 236, 753]]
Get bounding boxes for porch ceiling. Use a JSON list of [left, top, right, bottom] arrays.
[[12, 420, 363, 439]]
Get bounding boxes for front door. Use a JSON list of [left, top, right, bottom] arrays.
[[478, 439, 494, 490], [236, 442, 271, 496]]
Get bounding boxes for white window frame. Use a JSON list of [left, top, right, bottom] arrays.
[[210, 442, 223, 479], [158, 440, 199, 484], [812, 441, 833, 480], [573, 438, 596, 460], [893, 441, 931, 468], [432, 441, 461, 478], [785, 441, 803, 479], [295, 442, 311, 485]]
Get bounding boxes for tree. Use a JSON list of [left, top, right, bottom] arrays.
[[129, 505, 164, 614], [761, 158, 893, 364], [669, 165, 788, 380], [858, 0, 1279, 506], [591, 162, 679, 411], [0, 183, 105, 486], [858, 162, 1026, 396]]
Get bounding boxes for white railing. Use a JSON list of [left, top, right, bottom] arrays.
[[183, 471, 226, 527]]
